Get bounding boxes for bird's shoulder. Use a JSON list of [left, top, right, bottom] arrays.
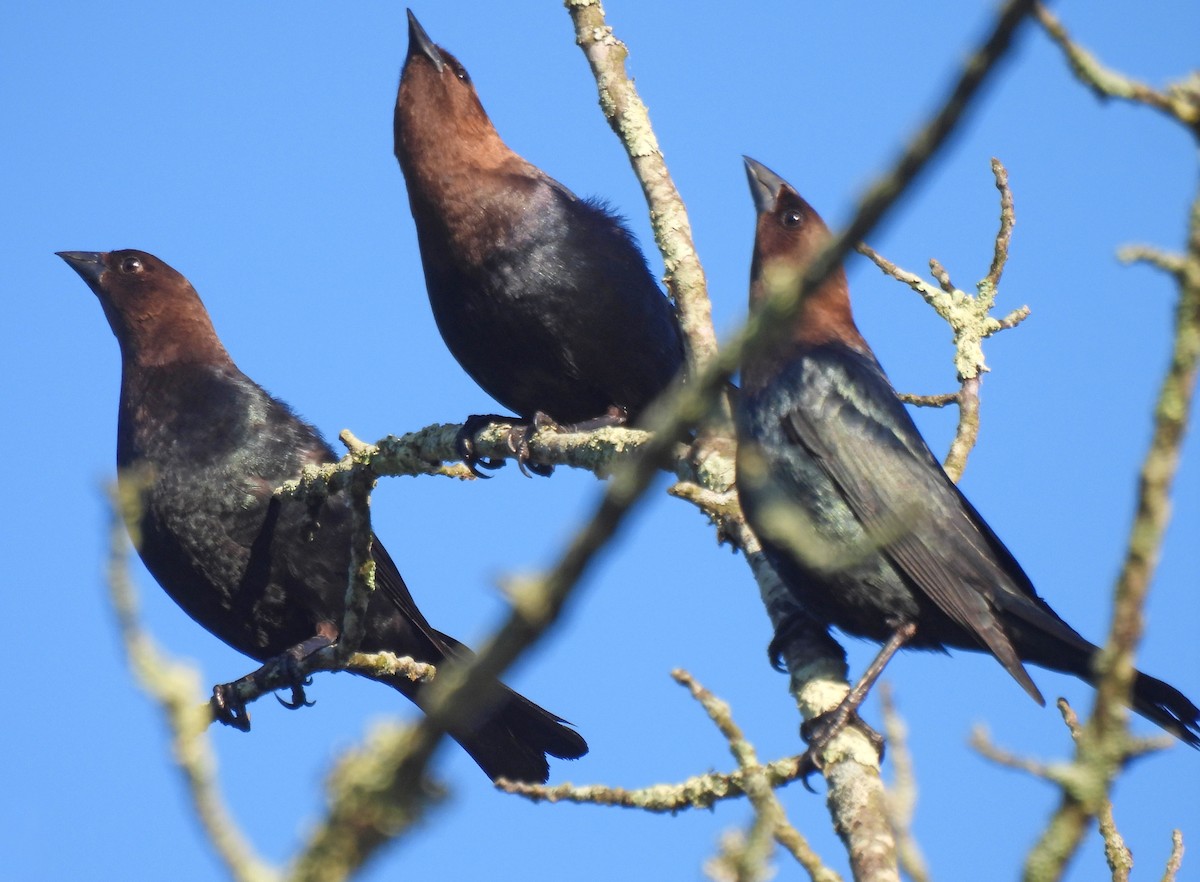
[[119, 361, 333, 479]]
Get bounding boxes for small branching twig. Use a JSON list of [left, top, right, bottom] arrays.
[[501, 671, 841, 882], [858, 157, 1030, 481], [674, 670, 839, 882], [973, 699, 1172, 882]]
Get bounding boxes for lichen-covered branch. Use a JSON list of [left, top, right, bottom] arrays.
[[199, 647, 435, 731], [674, 669, 841, 882], [563, 0, 717, 373], [277, 423, 663, 502], [499, 670, 841, 882], [288, 722, 444, 882], [1164, 830, 1185, 881], [858, 158, 1030, 480], [1033, 4, 1200, 135]]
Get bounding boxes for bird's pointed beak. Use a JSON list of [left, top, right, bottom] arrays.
[[406, 9, 445, 73], [56, 251, 106, 287], [743, 156, 787, 215]]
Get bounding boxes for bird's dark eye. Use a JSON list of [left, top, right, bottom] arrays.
[[781, 210, 803, 229], [451, 61, 471, 83], [120, 256, 144, 274]]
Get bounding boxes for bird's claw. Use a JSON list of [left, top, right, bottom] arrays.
[[211, 683, 252, 732], [455, 417, 509, 478], [275, 651, 316, 710], [505, 417, 557, 478], [795, 708, 886, 792]]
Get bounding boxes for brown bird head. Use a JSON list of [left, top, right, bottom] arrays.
[[57, 250, 230, 368], [742, 157, 867, 381], [395, 10, 515, 183]]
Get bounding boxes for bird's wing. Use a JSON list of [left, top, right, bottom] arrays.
[[781, 347, 1047, 702]]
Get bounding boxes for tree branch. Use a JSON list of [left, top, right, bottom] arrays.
[[858, 158, 1030, 480], [564, 0, 718, 374], [1033, 4, 1200, 135]]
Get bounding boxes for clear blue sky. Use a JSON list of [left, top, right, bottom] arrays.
[[5, 2, 1197, 879]]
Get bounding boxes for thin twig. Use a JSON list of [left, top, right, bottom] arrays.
[[674, 670, 840, 882], [1033, 4, 1200, 134], [1162, 830, 1185, 882], [880, 685, 931, 882], [858, 160, 1028, 480]]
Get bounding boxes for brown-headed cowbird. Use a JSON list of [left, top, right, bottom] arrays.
[[393, 10, 685, 476], [58, 248, 587, 783], [735, 157, 1200, 759]]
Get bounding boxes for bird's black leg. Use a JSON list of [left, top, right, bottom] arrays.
[[210, 623, 339, 730], [797, 621, 916, 790], [767, 609, 829, 672], [455, 413, 521, 477]]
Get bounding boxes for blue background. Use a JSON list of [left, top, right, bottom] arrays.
[[5, 2, 1197, 879]]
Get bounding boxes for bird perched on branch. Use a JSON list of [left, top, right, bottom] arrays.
[[59, 248, 587, 783], [735, 157, 1199, 768], [393, 9, 685, 476]]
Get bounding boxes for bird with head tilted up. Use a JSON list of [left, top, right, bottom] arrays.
[[734, 157, 1199, 770], [393, 10, 685, 477], [58, 249, 587, 783]]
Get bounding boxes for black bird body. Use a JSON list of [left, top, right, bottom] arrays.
[[60, 249, 587, 782], [736, 158, 1200, 746], [394, 11, 683, 426]]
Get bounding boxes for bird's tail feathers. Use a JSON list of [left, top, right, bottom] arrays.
[[1013, 625, 1199, 748], [379, 631, 587, 782]]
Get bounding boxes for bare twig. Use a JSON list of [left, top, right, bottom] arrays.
[[880, 685, 930, 882], [564, 0, 717, 373], [1163, 830, 1185, 882], [897, 391, 959, 408], [1033, 4, 1200, 134], [857, 159, 1029, 481], [674, 670, 840, 882]]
